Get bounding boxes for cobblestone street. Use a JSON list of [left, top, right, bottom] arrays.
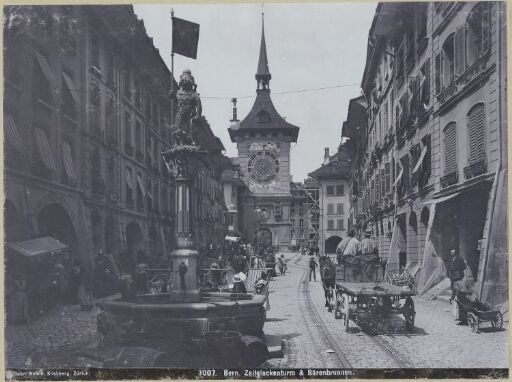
[[4, 252, 508, 370], [264, 253, 509, 369]]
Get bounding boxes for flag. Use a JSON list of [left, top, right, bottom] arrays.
[[172, 17, 200, 59]]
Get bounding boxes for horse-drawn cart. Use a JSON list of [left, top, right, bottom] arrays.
[[334, 254, 416, 332]]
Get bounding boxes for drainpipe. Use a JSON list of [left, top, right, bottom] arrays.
[[478, 3, 504, 299]]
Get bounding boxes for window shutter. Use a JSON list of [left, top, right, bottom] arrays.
[[468, 104, 485, 164], [435, 53, 442, 94], [444, 123, 457, 174], [385, 162, 391, 193], [454, 25, 466, 76]]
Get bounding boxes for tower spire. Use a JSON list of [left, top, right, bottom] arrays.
[[255, 11, 271, 90]]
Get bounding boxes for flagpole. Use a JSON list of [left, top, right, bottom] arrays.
[[170, 8, 175, 130]]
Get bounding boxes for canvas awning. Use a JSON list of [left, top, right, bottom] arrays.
[[7, 237, 68, 257], [4, 113, 26, 152], [62, 141, 77, 183], [35, 127, 57, 171], [125, 168, 133, 189], [412, 145, 428, 174], [391, 166, 403, 187], [420, 192, 460, 205], [137, 174, 146, 196], [225, 235, 242, 242], [62, 71, 80, 105], [34, 51, 56, 87]]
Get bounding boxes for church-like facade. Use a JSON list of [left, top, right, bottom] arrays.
[[228, 16, 300, 250]]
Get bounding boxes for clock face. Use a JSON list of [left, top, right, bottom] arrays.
[[248, 150, 280, 184]]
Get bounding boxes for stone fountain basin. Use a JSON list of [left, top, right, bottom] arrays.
[[97, 292, 267, 340]]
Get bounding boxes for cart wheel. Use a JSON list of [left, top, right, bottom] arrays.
[[403, 296, 415, 332], [467, 312, 479, 333], [491, 312, 503, 330]]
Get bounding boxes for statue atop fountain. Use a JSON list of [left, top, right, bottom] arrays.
[[172, 69, 202, 146]]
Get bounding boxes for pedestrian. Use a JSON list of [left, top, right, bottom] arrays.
[[447, 249, 466, 303], [309, 256, 318, 282], [278, 255, 287, 275], [10, 273, 29, 324], [314, 245, 320, 258]]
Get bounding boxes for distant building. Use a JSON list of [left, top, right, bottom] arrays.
[[309, 147, 351, 255], [289, 182, 312, 251], [343, 2, 507, 306], [227, 16, 300, 251]]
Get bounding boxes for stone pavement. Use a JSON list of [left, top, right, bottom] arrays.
[[264, 253, 509, 369], [5, 303, 101, 368]]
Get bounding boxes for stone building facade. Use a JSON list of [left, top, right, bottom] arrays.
[[343, 2, 507, 306], [309, 148, 351, 255], [4, 5, 229, 272]]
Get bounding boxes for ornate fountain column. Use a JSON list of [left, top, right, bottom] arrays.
[[163, 69, 206, 303]]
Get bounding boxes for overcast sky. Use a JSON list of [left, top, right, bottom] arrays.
[[134, 2, 376, 182]]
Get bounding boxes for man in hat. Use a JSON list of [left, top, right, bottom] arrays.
[[360, 229, 379, 257], [447, 249, 466, 303], [336, 230, 361, 264]]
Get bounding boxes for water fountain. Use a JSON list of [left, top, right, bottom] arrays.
[[96, 70, 268, 368]]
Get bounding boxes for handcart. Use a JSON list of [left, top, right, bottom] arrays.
[[455, 289, 503, 333], [334, 254, 416, 332]]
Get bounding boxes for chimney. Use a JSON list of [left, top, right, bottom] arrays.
[[323, 147, 330, 165]]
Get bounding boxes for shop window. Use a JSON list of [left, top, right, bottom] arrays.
[[466, 2, 491, 67], [443, 122, 457, 175], [467, 103, 486, 164]]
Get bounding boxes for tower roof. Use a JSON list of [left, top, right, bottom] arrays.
[[256, 13, 271, 80], [228, 13, 299, 142]]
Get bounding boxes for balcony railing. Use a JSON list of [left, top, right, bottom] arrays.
[[440, 171, 458, 189], [463, 160, 487, 180]]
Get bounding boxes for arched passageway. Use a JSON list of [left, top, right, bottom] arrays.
[[325, 235, 342, 254]]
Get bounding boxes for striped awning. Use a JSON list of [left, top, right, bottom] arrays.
[[62, 141, 77, 183], [34, 51, 56, 87], [137, 173, 146, 196], [391, 166, 403, 187], [35, 127, 57, 171], [125, 168, 133, 189], [412, 145, 428, 174], [62, 71, 80, 105], [4, 113, 26, 152]]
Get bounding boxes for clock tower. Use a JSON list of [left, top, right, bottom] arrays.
[[228, 14, 299, 251]]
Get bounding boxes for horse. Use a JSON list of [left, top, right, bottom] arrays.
[[319, 256, 337, 312]]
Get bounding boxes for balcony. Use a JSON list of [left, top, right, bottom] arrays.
[[464, 160, 487, 180], [441, 171, 458, 189]]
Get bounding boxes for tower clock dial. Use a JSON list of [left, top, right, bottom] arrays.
[[248, 149, 280, 184]]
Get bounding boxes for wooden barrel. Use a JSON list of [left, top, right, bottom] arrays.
[[241, 335, 269, 367], [103, 346, 170, 368], [205, 331, 242, 367]]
